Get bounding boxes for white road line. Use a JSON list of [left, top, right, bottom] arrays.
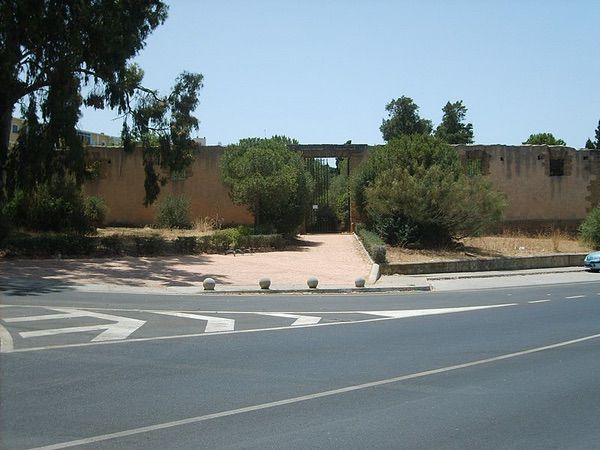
[[528, 300, 551, 304], [1, 303, 520, 353], [565, 295, 585, 299], [21, 325, 123, 339], [362, 304, 515, 319], [0, 323, 14, 353], [10, 307, 146, 342], [4, 311, 90, 322], [256, 312, 321, 326], [150, 311, 234, 333], [29, 331, 600, 450]]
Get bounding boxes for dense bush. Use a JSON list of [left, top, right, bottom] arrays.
[[580, 205, 600, 249], [352, 135, 505, 246], [3, 234, 97, 257], [220, 136, 311, 235], [1, 227, 287, 258], [4, 178, 94, 234], [133, 236, 164, 255], [154, 195, 192, 229], [84, 196, 108, 228], [356, 224, 387, 263], [328, 160, 350, 230]]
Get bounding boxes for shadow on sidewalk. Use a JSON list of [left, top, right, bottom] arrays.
[[0, 256, 234, 296]]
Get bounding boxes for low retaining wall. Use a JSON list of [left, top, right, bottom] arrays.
[[381, 253, 587, 275]]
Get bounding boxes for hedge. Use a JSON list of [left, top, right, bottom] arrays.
[[1, 229, 287, 258], [356, 224, 387, 263]]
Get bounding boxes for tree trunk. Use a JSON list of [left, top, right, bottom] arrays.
[[0, 102, 14, 203]]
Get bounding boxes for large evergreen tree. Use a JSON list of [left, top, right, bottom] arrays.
[[434, 101, 474, 144], [220, 136, 311, 235], [380, 96, 432, 141], [585, 120, 600, 149], [0, 0, 203, 205]]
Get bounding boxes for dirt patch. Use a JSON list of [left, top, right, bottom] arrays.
[[386, 232, 592, 264]]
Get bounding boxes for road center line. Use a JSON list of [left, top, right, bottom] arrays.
[[528, 300, 551, 304], [30, 331, 600, 450], [565, 295, 585, 299]]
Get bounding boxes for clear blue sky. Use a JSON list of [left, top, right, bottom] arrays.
[[79, 0, 600, 147]]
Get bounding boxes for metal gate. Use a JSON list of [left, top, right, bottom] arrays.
[[305, 158, 340, 233]]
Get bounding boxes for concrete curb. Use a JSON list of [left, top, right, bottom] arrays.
[[353, 232, 381, 284], [192, 286, 432, 295], [368, 263, 381, 284], [381, 253, 588, 276], [426, 266, 586, 281]]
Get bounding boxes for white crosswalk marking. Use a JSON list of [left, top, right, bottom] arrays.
[[255, 312, 321, 326], [5, 307, 145, 342], [0, 303, 522, 353], [150, 311, 235, 333]]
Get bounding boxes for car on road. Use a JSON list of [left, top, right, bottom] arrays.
[[584, 251, 600, 272]]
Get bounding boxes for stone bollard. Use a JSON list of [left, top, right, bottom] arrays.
[[307, 277, 319, 289], [355, 277, 366, 288], [203, 278, 216, 290], [259, 278, 271, 290]]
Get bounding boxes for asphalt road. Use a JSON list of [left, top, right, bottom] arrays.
[[2, 280, 600, 449]]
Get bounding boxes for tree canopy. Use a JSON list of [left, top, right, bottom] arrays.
[[584, 120, 600, 149], [522, 133, 566, 146], [220, 136, 311, 235], [352, 135, 505, 246], [380, 96, 433, 141], [434, 101, 474, 144], [0, 0, 203, 205]]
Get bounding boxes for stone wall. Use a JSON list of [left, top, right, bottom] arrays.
[[456, 144, 600, 230], [83, 146, 253, 226], [83, 143, 600, 229]]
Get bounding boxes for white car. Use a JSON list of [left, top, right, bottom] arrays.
[[584, 251, 600, 272]]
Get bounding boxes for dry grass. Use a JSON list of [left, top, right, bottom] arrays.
[[96, 216, 225, 240], [386, 230, 592, 264]]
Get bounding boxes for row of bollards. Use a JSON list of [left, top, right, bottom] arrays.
[[202, 276, 366, 291]]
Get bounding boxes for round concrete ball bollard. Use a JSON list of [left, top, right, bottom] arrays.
[[355, 277, 366, 288], [307, 277, 319, 289], [259, 278, 271, 290], [203, 278, 216, 291]]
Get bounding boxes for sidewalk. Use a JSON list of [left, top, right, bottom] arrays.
[[1, 234, 591, 295], [0, 234, 379, 294]]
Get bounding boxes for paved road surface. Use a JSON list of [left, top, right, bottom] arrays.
[[2, 280, 600, 449]]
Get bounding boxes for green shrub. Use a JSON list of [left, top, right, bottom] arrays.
[[174, 236, 198, 254], [133, 236, 164, 255], [5, 179, 93, 234], [210, 228, 240, 251], [3, 234, 97, 257], [580, 205, 600, 249], [154, 195, 192, 229], [238, 234, 286, 250], [352, 135, 505, 246], [0, 208, 12, 244], [356, 224, 387, 263], [98, 234, 128, 256], [84, 196, 108, 228]]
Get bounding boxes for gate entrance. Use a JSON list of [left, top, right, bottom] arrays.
[[289, 144, 368, 234], [305, 158, 339, 233]]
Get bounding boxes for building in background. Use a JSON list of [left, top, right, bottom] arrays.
[[9, 117, 120, 147]]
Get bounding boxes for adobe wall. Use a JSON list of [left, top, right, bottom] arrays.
[[82, 143, 600, 230], [83, 146, 253, 226], [456, 144, 600, 230]]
